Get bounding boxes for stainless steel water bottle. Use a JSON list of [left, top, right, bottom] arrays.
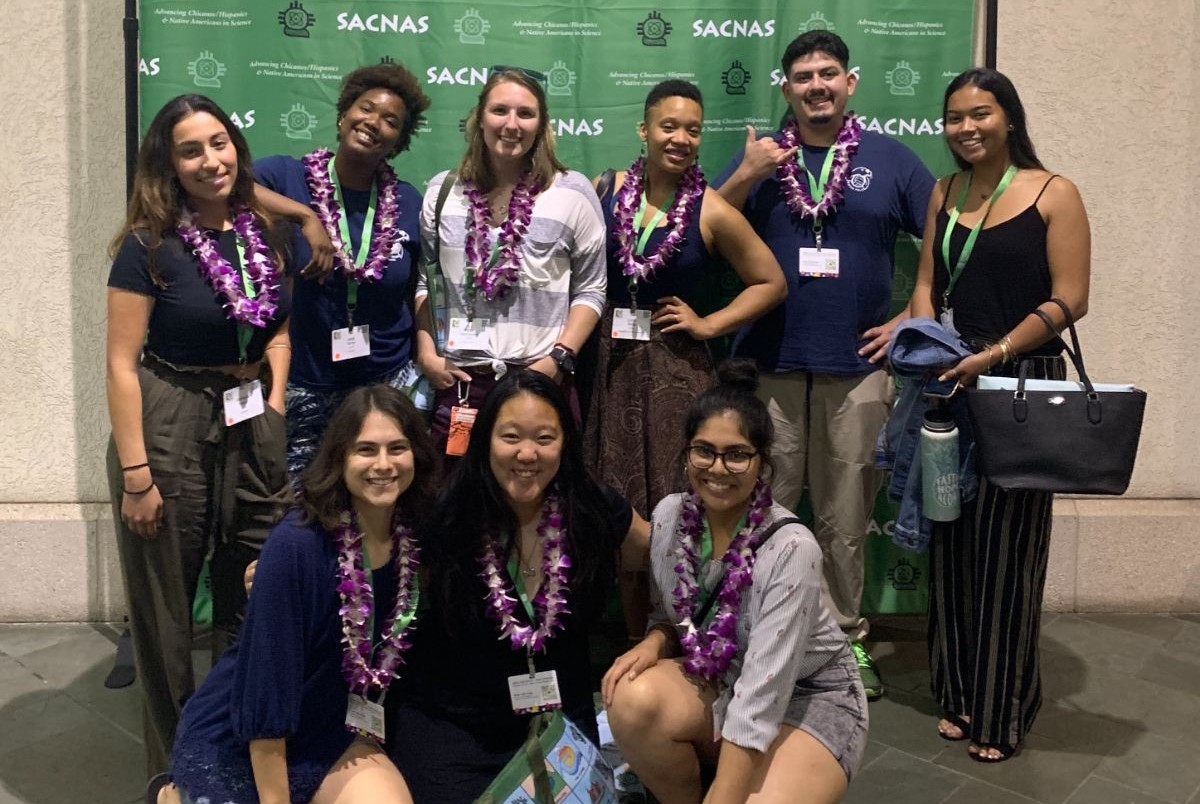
[[921, 407, 960, 521]]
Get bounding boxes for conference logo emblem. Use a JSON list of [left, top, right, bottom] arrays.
[[546, 61, 576, 97], [281, 104, 318, 140], [637, 11, 672, 47], [886, 61, 920, 96], [887, 558, 921, 592], [799, 12, 834, 33], [847, 166, 873, 192], [721, 60, 751, 95], [278, 1, 315, 38], [455, 9, 490, 45], [188, 51, 226, 88]]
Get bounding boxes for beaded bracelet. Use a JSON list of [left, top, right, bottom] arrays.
[[121, 462, 149, 473], [124, 480, 156, 495]]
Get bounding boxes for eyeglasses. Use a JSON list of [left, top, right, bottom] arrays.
[[686, 445, 758, 474], [489, 65, 547, 85]]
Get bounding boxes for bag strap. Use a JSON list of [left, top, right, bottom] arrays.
[[693, 516, 802, 625], [524, 712, 555, 802], [418, 171, 458, 358], [595, 168, 618, 216], [1017, 297, 1095, 397]]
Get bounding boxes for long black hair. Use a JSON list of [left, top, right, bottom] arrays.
[[943, 68, 1044, 172], [423, 370, 617, 633]]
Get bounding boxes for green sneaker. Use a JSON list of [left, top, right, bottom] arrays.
[[851, 642, 884, 701]]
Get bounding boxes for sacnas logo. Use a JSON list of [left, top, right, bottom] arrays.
[[426, 65, 490, 86], [336, 12, 429, 34], [692, 18, 774, 38]]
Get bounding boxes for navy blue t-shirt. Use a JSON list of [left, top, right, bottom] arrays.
[[254, 154, 423, 392], [714, 129, 934, 375]]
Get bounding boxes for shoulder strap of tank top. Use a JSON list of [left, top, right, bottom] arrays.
[[1033, 174, 1060, 205]]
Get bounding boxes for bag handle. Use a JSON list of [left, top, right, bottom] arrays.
[[522, 712, 555, 802], [1028, 297, 1096, 395], [693, 517, 802, 625], [418, 171, 458, 358]]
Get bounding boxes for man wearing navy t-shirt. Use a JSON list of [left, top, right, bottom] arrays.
[[715, 30, 934, 699]]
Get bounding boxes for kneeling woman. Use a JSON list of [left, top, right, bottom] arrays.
[[603, 362, 867, 803], [165, 385, 435, 803]]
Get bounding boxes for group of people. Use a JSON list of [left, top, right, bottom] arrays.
[[104, 26, 1090, 804]]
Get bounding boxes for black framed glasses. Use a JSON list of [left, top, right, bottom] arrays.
[[686, 445, 758, 474], [489, 64, 547, 85]]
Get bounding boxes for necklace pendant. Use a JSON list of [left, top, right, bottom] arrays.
[[520, 566, 536, 578]]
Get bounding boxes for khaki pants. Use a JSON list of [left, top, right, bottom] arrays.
[[758, 370, 891, 642], [107, 356, 291, 777]]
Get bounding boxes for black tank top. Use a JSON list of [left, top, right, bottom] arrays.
[[932, 175, 1063, 355]]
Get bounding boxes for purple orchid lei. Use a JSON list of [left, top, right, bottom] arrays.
[[672, 478, 773, 680], [613, 156, 706, 284], [176, 205, 281, 327], [301, 147, 401, 284], [461, 173, 538, 301], [775, 113, 863, 221], [333, 510, 421, 703], [478, 489, 572, 653]]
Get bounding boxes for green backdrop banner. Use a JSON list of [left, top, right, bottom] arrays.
[[138, 0, 974, 186], [137, 0, 977, 614]]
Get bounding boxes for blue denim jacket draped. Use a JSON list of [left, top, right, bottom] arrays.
[[875, 318, 978, 551]]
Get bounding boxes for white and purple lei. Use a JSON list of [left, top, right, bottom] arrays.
[[301, 147, 401, 283], [462, 174, 538, 302], [479, 490, 572, 653], [334, 510, 421, 706], [176, 205, 281, 327], [775, 113, 862, 221], [673, 479, 773, 680], [612, 156, 706, 284]]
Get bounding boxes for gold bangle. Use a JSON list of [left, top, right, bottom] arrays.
[[986, 345, 999, 368], [1002, 335, 1015, 359], [264, 343, 292, 352]]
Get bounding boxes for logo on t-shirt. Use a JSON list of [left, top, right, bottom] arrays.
[[389, 230, 411, 259], [847, 167, 873, 192]]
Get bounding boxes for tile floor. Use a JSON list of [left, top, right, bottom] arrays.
[[0, 613, 1198, 804]]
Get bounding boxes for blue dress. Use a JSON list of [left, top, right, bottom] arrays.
[[170, 511, 398, 803]]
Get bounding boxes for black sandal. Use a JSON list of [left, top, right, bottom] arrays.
[[968, 742, 1021, 763], [937, 712, 970, 742]]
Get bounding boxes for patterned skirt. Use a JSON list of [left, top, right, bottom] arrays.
[[583, 307, 715, 518]]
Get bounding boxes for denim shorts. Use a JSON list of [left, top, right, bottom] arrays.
[[784, 651, 870, 782]]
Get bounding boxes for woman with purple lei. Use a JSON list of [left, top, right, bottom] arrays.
[[414, 68, 607, 458], [253, 63, 432, 484], [603, 360, 867, 804], [162, 385, 436, 803], [387, 370, 642, 801], [584, 80, 785, 521], [106, 94, 296, 778]]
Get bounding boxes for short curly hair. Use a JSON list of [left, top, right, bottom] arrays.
[[335, 62, 431, 156]]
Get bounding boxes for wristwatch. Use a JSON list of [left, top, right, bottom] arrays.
[[549, 343, 577, 376]]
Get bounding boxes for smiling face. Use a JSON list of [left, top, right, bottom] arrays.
[[781, 50, 857, 129], [480, 79, 542, 166], [171, 111, 238, 215], [343, 410, 415, 516], [686, 410, 762, 517], [489, 391, 564, 519], [337, 87, 406, 162], [944, 85, 1010, 167], [640, 95, 703, 176]]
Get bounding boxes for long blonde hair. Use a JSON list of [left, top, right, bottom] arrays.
[[109, 94, 284, 285], [457, 71, 566, 193]]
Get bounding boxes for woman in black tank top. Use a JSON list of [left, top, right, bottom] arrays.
[[906, 69, 1092, 762]]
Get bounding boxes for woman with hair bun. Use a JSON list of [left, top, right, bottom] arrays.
[[602, 360, 867, 803]]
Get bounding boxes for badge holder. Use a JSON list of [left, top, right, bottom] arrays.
[[507, 649, 562, 715], [798, 218, 840, 278], [346, 691, 387, 743], [612, 282, 651, 341], [332, 283, 371, 362], [223, 326, 265, 426], [446, 380, 476, 456]]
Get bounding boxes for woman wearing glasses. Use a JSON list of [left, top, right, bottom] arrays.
[[601, 360, 867, 804], [413, 66, 606, 456]]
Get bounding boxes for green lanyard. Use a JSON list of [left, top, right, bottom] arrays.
[[463, 236, 502, 322], [231, 235, 258, 364], [328, 155, 379, 324], [361, 540, 420, 660], [505, 551, 537, 621], [802, 147, 838, 247], [626, 190, 674, 308], [695, 513, 746, 626], [941, 165, 1018, 304]]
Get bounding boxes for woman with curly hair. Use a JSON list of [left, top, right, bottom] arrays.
[[254, 62, 433, 482]]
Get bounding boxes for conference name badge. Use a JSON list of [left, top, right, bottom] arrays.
[[507, 669, 563, 714], [447, 316, 491, 350], [345, 694, 386, 742], [798, 247, 841, 278], [223, 380, 264, 426], [612, 308, 651, 341], [332, 325, 371, 362]]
